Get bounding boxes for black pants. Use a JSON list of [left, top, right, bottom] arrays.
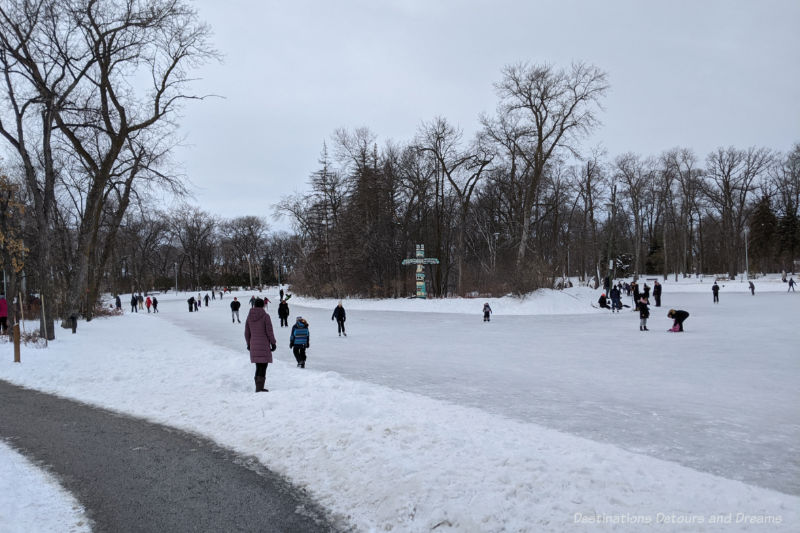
[[0, 316, 7, 334], [293, 346, 306, 366], [713, 294, 719, 303], [280, 316, 288, 327], [654, 295, 661, 307], [336, 319, 345, 334], [254, 362, 268, 378]]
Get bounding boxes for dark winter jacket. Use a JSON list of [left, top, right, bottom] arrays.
[[638, 299, 650, 319], [332, 305, 346, 322], [230, 300, 241, 311], [245, 307, 276, 364], [653, 283, 662, 297], [668, 309, 689, 323], [598, 294, 609, 308], [610, 287, 621, 302], [278, 301, 289, 318], [290, 318, 310, 348], [712, 283, 720, 294]]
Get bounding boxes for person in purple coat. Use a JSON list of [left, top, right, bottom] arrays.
[[244, 298, 276, 392]]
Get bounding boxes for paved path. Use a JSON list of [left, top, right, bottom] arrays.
[[0, 380, 342, 533]]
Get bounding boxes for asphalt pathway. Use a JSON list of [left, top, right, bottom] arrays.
[[0, 380, 343, 533]]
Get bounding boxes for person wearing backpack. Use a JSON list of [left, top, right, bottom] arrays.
[[290, 316, 310, 368]]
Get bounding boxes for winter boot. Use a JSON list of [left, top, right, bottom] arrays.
[[255, 376, 267, 392]]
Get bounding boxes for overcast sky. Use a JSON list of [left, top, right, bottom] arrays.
[[173, 0, 800, 229]]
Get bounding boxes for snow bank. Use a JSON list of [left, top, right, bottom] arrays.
[[0, 440, 91, 533]]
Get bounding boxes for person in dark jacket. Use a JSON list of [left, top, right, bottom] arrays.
[[187, 296, 195, 312], [652, 281, 662, 307], [712, 282, 720, 303], [204, 293, 210, 306], [638, 297, 650, 331], [632, 281, 641, 311], [597, 293, 610, 309], [152, 296, 159, 313], [244, 298, 276, 392], [115, 294, 122, 310], [131, 294, 138, 313], [482, 302, 492, 321], [230, 297, 241, 323], [290, 316, 310, 368], [332, 301, 346, 336], [667, 309, 689, 332], [643, 283, 651, 301], [610, 286, 622, 313], [749, 281, 755, 295], [277, 299, 290, 327]]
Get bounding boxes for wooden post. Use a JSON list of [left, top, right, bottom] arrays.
[[13, 323, 20, 363], [18, 292, 25, 335]]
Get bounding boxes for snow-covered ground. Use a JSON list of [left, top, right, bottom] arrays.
[[0, 440, 91, 533], [1, 276, 798, 532]]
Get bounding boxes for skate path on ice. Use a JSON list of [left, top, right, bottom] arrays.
[[163, 289, 800, 496]]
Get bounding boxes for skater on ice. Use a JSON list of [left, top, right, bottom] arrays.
[[667, 309, 689, 332], [610, 285, 622, 312], [749, 281, 755, 295], [131, 294, 138, 313], [290, 316, 310, 368], [332, 301, 347, 336], [638, 297, 650, 331], [277, 299, 290, 327], [712, 281, 720, 303], [230, 297, 241, 323], [653, 280, 662, 307], [244, 297, 276, 393], [187, 296, 195, 312], [152, 296, 159, 313], [145, 296, 152, 313], [789, 278, 796, 292], [482, 302, 492, 321]]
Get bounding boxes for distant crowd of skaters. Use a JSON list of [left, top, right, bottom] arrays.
[[596, 279, 683, 332]]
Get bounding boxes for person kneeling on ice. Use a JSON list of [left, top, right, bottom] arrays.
[[638, 297, 650, 331], [482, 302, 492, 322], [290, 316, 310, 368], [598, 293, 610, 309], [245, 297, 276, 392], [667, 309, 689, 332]]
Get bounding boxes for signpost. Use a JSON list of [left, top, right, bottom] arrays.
[[401, 244, 439, 298]]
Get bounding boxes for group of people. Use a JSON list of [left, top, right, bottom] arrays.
[[244, 298, 348, 391], [597, 279, 687, 332], [125, 293, 158, 313]]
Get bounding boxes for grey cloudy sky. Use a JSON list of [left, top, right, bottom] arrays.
[[174, 0, 800, 229]]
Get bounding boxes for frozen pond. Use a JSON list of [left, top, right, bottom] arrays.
[[162, 286, 800, 495]]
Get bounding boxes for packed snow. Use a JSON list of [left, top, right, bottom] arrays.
[[1, 276, 798, 532], [0, 440, 91, 533]]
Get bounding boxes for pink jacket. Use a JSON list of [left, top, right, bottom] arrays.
[[0, 297, 7, 318], [244, 308, 276, 364]]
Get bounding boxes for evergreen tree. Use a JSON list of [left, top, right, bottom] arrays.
[[748, 195, 778, 272]]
